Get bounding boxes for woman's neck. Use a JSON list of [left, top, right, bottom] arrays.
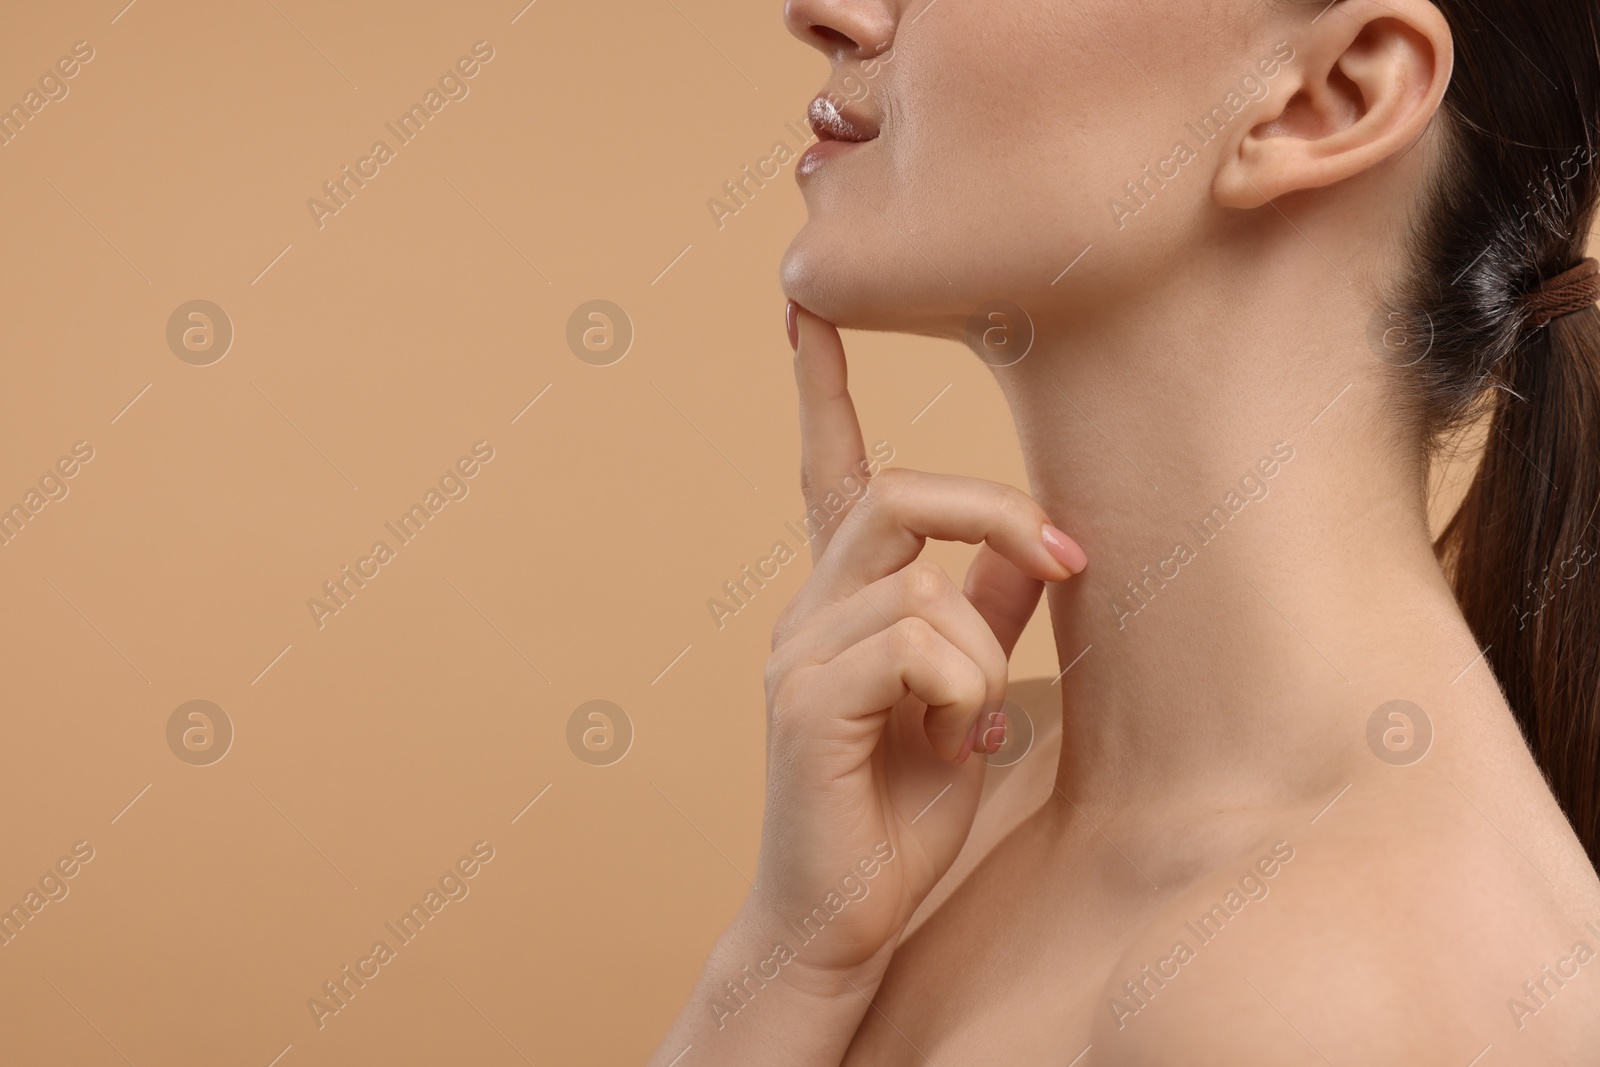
[[991, 281, 1488, 816]]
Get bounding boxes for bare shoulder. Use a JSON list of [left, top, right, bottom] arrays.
[[1089, 773, 1600, 1066]]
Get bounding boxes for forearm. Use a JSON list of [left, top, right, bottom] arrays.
[[648, 903, 891, 1067]]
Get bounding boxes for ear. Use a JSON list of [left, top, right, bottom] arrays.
[[1214, 0, 1453, 209]]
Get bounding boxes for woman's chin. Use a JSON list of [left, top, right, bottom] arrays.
[[780, 240, 870, 327], [780, 224, 1007, 342], [779, 238, 936, 335]]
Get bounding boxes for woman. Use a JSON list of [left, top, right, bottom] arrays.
[[654, 0, 1600, 1062]]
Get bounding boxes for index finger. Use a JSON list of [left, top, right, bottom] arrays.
[[813, 468, 1088, 601], [791, 303, 869, 562]]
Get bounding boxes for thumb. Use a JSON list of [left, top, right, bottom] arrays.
[[962, 543, 1047, 659]]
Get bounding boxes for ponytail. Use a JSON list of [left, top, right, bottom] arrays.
[[1440, 309, 1600, 866], [1335, 0, 1600, 865]]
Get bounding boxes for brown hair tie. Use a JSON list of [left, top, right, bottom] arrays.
[[1522, 257, 1600, 327]]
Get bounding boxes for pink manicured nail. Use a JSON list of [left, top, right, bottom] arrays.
[[785, 300, 800, 352], [977, 710, 1005, 754], [1042, 524, 1088, 575]]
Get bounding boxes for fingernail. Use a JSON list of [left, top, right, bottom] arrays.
[[1042, 524, 1088, 576], [987, 714, 1006, 754], [977, 710, 1004, 754], [785, 300, 800, 352]]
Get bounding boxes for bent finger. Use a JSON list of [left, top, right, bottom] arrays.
[[812, 467, 1087, 603], [963, 543, 1047, 660], [812, 617, 991, 762], [779, 558, 1009, 702]]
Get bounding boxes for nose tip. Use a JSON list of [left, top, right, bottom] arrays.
[[783, 0, 896, 60]]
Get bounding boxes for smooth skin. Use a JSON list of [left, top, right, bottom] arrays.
[[652, 0, 1600, 1063]]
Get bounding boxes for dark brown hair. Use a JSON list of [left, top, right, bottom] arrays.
[[1353, 2, 1600, 865]]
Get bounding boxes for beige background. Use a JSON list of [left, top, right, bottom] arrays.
[[0, 3, 1067, 1064], [0, 3, 1506, 1065]]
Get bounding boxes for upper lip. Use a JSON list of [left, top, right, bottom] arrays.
[[808, 95, 879, 143]]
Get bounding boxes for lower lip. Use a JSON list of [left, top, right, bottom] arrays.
[[797, 138, 870, 182]]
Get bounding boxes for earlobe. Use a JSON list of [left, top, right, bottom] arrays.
[[1213, 0, 1452, 209]]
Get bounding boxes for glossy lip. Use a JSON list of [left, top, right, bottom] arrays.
[[808, 95, 878, 143], [796, 94, 880, 183]]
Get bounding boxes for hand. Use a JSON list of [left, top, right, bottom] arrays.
[[747, 305, 1088, 984]]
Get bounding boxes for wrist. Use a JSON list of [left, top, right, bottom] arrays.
[[649, 899, 892, 1067], [728, 895, 896, 1003]]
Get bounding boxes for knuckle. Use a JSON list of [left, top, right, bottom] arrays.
[[898, 558, 952, 610], [892, 615, 937, 654], [994, 484, 1041, 530], [932, 655, 985, 713], [797, 458, 820, 503]]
